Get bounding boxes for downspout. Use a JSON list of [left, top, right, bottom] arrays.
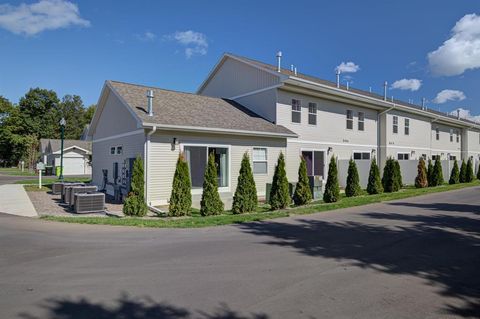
[[144, 125, 157, 208], [377, 104, 396, 167]]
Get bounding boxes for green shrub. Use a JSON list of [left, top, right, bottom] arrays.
[[345, 158, 361, 197], [431, 159, 444, 186], [168, 153, 192, 216], [323, 156, 340, 203], [477, 162, 480, 180], [394, 160, 403, 189], [459, 160, 467, 183], [367, 157, 383, 194], [427, 160, 434, 186], [269, 152, 290, 210], [232, 152, 258, 214], [382, 158, 399, 193], [123, 155, 147, 217], [200, 153, 224, 216], [415, 158, 428, 188], [449, 160, 460, 185], [466, 158, 474, 182], [293, 156, 312, 206]]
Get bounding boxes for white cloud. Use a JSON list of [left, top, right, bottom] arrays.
[[433, 89, 466, 104], [428, 13, 480, 76], [335, 61, 360, 73], [449, 107, 480, 122], [391, 78, 422, 91], [136, 31, 156, 41], [167, 30, 208, 58], [0, 0, 90, 36]]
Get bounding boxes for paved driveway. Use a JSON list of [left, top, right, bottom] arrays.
[[0, 187, 479, 319]]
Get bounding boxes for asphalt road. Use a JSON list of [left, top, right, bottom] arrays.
[[1, 188, 479, 319], [0, 173, 37, 185]]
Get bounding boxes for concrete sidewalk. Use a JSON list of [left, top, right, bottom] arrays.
[[0, 184, 37, 217]]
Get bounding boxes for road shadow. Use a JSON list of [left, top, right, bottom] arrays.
[[18, 293, 268, 319], [238, 211, 480, 317], [388, 202, 480, 215]]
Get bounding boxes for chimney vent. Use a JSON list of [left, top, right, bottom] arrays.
[[383, 81, 388, 101], [147, 89, 154, 116], [336, 70, 341, 88], [457, 109, 460, 119], [294, 67, 297, 76], [421, 97, 426, 110], [276, 51, 282, 72]]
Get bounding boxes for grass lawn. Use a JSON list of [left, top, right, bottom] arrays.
[[17, 177, 91, 185], [0, 167, 37, 176], [40, 180, 480, 228]]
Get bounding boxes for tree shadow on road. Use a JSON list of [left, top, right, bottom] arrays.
[[388, 202, 480, 215], [18, 293, 269, 319], [238, 211, 480, 317]]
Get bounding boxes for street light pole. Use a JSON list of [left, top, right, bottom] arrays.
[[59, 117, 66, 181]]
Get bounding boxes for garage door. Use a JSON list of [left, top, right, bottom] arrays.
[[62, 157, 85, 175]]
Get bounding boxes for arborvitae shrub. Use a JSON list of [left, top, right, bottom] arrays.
[[394, 160, 403, 190], [345, 158, 361, 197], [449, 160, 460, 185], [427, 160, 434, 186], [466, 158, 474, 182], [323, 156, 340, 203], [415, 158, 428, 188], [477, 162, 480, 180], [293, 156, 312, 206], [382, 158, 399, 193], [123, 155, 148, 217], [431, 159, 444, 186], [459, 160, 467, 183], [168, 153, 192, 216], [367, 157, 383, 195], [200, 153, 224, 216], [269, 152, 290, 210], [232, 152, 258, 214]]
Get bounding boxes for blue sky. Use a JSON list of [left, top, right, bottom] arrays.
[[1, 0, 480, 120]]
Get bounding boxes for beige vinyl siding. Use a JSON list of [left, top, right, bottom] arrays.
[[200, 57, 280, 98], [147, 130, 286, 207], [430, 123, 462, 158], [91, 132, 145, 195], [466, 129, 480, 159], [234, 88, 277, 123], [276, 89, 378, 150], [92, 89, 139, 139]]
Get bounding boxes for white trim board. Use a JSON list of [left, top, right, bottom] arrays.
[[288, 139, 376, 149], [92, 129, 145, 143]]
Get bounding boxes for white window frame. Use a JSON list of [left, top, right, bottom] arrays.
[[110, 145, 123, 155], [450, 129, 453, 142], [397, 152, 410, 160], [392, 116, 398, 134], [291, 99, 301, 124], [404, 118, 410, 135], [346, 110, 353, 130], [180, 143, 232, 194], [352, 151, 370, 160], [358, 112, 365, 131], [436, 127, 440, 140], [308, 102, 317, 126], [456, 130, 460, 143], [300, 148, 327, 178], [252, 147, 268, 175]]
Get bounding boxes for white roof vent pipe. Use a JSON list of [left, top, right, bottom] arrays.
[[336, 70, 341, 88], [294, 67, 297, 76], [421, 97, 426, 110], [147, 89, 154, 116], [276, 51, 282, 72], [290, 64, 294, 72], [457, 109, 460, 119], [383, 81, 388, 101]]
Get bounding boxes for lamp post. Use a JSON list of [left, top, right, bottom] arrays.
[[59, 117, 66, 181]]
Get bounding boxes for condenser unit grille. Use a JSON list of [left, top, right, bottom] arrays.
[[74, 193, 105, 214], [52, 182, 63, 195], [68, 186, 98, 207], [61, 183, 84, 202]]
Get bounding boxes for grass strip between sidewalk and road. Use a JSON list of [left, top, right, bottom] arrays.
[[18, 177, 91, 186], [41, 180, 480, 228]]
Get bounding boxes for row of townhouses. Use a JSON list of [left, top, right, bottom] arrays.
[[87, 53, 480, 208]]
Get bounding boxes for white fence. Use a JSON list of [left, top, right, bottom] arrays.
[[338, 160, 372, 188]]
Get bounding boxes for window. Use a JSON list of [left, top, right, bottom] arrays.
[[110, 146, 122, 155], [393, 116, 398, 134], [404, 118, 410, 135], [301, 151, 325, 177], [184, 146, 229, 188], [308, 102, 317, 125], [110, 147, 115, 155], [252, 148, 267, 174], [436, 127, 440, 140], [397, 153, 410, 160], [346, 110, 353, 129], [421, 154, 427, 160], [116, 146, 123, 155], [456, 130, 460, 143], [432, 155, 440, 161], [291, 99, 301, 123], [353, 152, 370, 160], [450, 129, 454, 142], [358, 112, 365, 131], [449, 155, 457, 160]]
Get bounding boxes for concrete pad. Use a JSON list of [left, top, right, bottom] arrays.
[[0, 184, 37, 217]]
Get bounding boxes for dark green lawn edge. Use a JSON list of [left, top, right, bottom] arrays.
[[40, 181, 480, 228], [16, 177, 91, 185]]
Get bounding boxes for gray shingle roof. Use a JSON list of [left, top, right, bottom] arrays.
[[108, 80, 296, 137], [40, 139, 92, 154], [226, 53, 479, 127]]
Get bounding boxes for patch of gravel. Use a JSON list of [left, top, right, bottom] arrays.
[[27, 191, 124, 217]]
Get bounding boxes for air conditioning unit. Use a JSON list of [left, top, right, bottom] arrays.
[[68, 186, 98, 207], [74, 193, 105, 214], [52, 182, 64, 195], [61, 183, 85, 202]]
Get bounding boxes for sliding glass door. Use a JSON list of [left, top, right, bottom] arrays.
[[301, 150, 325, 178], [184, 145, 229, 189]]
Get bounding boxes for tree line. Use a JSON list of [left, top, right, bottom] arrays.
[[0, 88, 95, 168]]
